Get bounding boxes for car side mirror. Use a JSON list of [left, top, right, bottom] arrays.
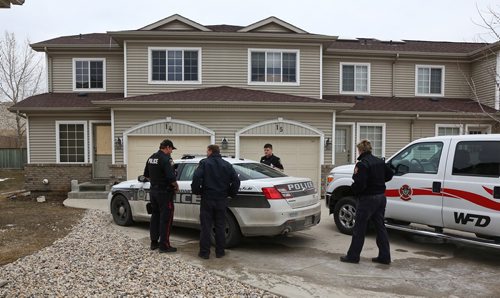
[[395, 164, 409, 176], [138, 175, 149, 182]]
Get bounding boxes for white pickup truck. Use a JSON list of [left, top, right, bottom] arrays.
[[325, 134, 500, 248]]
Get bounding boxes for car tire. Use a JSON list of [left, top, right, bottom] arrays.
[[211, 211, 242, 248], [333, 196, 357, 235], [111, 194, 134, 226]]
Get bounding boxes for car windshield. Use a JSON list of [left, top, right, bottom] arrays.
[[232, 163, 287, 181]]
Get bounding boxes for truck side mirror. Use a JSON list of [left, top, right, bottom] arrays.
[[138, 175, 149, 182], [395, 164, 409, 176]]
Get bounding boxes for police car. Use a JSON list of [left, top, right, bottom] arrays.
[[108, 156, 321, 247], [325, 134, 500, 248]]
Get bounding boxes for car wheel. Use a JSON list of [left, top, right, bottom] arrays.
[[333, 196, 357, 235], [111, 194, 134, 226], [211, 211, 242, 248]]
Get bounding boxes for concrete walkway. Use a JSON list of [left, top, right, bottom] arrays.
[[63, 198, 108, 212]]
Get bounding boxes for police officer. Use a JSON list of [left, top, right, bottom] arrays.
[[143, 139, 179, 253], [260, 143, 284, 170], [191, 144, 240, 259], [340, 139, 394, 265]]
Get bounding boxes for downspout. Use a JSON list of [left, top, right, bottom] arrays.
[[392, 53, 399, 97], [44, 47, 51, 92]]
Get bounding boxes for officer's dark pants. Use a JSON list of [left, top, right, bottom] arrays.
[[199, 198, 227, 256], [347, 193, 391, 262], [150, 187, 175, 250]]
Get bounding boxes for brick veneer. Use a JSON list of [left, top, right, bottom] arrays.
[[24, 163, 92, 199], [109, 164, 127, 184], [320, 164, 335, 197]]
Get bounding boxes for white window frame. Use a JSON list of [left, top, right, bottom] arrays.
[[435, 124, 463, 136], [356, 123, 386, 158], [72, 58, 106, 92], [148, 47, 202, 85], [247, 48, 300, 86], [465, 124, 492, 134], [415, 64, 445, 97], [56, 121, 88, 164], [339, 62, 371, 95]]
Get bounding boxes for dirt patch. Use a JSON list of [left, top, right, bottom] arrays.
[[0, 196, 84, 266], [0, 169, 25, 194]]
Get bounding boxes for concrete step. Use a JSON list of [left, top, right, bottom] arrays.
[[78, 182, 108, 192], [67, 191, 109, 200]]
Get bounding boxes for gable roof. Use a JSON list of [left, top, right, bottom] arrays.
[[323, 95, 498, 114], [237, 16, 307, 34], [139, 14, 211, 31]]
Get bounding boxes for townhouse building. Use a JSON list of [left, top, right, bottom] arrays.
[[11, 14, 500, 197]]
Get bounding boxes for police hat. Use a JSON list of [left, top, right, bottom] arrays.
[[160, 139, 177, 150]]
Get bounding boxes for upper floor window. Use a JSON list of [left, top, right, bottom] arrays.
[[149, 47, 201, 84], [416, 65, 444, 96], [340, 62, 370, 94], [73, 58, 106, 91], [248, 49, 299, 85]]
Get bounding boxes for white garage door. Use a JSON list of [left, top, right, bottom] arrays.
[[239, 136, 321, 190], [127, 136, 211, 179]]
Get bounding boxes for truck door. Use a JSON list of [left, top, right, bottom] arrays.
[[442, 140, 500, 237], [385, 140, 450, 227]]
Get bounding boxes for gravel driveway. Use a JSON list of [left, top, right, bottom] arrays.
[[0, 210, 276, 297]]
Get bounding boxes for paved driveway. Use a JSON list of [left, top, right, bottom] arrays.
[[68, 199, 500, 297]]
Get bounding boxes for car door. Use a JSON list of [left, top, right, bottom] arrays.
[[175, 162, 201, 225], [385, 140, 450, 227], [442, 139, 500, 236]]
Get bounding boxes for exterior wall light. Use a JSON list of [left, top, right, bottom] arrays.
[[221, 137, 229, 150]]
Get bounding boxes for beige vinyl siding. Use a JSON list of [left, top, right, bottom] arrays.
[[155, 20, 198, 31], [470, 54, 497, 108], [394, 61, 471, 98], [113, 110, 333, 164], [252, 23, 295, 33], [50, 52, 124, 93], [126, 41, 321, 98], [28, 113, 110, 163], [323, 57, 393, 96]]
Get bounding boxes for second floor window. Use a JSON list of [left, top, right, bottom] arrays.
[[73, 58, 105, 91], [149, 48, 200, 83], [416, 65, 444, 96], [249, 49, 299, 84], [340, 63, 370, 94]]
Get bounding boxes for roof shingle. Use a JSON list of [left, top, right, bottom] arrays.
[[10, 92, 124, 110]]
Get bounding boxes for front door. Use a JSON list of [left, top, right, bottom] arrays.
[[335, 126, 352, 166], [93, 124, 112, 179]]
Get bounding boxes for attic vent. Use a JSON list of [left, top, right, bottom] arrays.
[[429, 97, 439, 102], [78, 92, 88, 97], [355, 96, 364, 100]]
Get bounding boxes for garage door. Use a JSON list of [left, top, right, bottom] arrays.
[[127, 136, 211, 179], [239, 136, 321, 190]]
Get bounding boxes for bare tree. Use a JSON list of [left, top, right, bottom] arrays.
[[0, 31, 43, 149]]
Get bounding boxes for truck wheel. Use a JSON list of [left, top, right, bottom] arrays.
[[334, 197, 357, 235], [111, 194, 134, 226], [211, 211, 242, 248]]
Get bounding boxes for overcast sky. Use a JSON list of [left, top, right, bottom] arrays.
[[1, 0, 499, 44]]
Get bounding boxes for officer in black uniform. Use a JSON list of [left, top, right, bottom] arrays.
[[143, 139, 179, 253], [191, 144, 240, 259], [260, 143, 284, 170], [340, 139, 394, 265]]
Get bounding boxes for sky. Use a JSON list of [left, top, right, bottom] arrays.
[[1, 0, 500, 44]]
